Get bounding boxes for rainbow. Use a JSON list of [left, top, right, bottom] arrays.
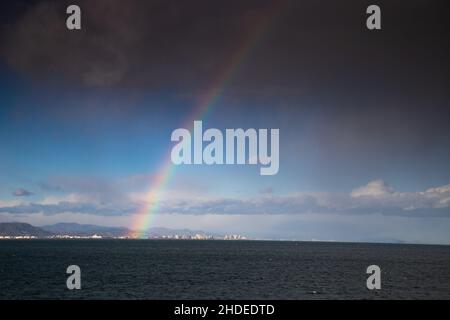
[[130, 1, 285, 238]]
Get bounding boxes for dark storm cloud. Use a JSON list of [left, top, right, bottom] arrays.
[[2, 0, 448, 93], [1, 0, 449, 166], [2, 0, 449, 127], [0, 0, 279, 90]]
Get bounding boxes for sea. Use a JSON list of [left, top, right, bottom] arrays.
[[0, 240, 449, 299]]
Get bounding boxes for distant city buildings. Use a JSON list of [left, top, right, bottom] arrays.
[[44, 234, 103, 239], [0, 233, 248, 240], [0, 235, 37, 239], [148, 233, 214, 240], [224, 234, 247, 240], [147, 233, 248, 240]]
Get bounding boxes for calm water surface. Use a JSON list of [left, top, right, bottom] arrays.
[[0, 240, 449, 299]]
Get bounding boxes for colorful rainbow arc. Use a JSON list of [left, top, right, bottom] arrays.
[[130, 1, 285, 238]]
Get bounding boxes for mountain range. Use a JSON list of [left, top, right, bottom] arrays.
[[0, 222, 53, 237], [41, 223, 131, 237]]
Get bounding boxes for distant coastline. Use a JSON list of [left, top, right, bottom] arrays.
[[2, 222, 449, 246], [0, 222, 247, 241]]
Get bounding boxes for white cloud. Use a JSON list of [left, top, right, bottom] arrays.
[[1, 179, 450, 218], [425, 184, 450, 194], [350, 179, 394, 197]]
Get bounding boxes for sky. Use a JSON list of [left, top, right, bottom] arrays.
[[1, 0, 450, 243]]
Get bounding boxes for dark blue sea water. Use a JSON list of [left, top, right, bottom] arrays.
[[0, 240, 449, 299]]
